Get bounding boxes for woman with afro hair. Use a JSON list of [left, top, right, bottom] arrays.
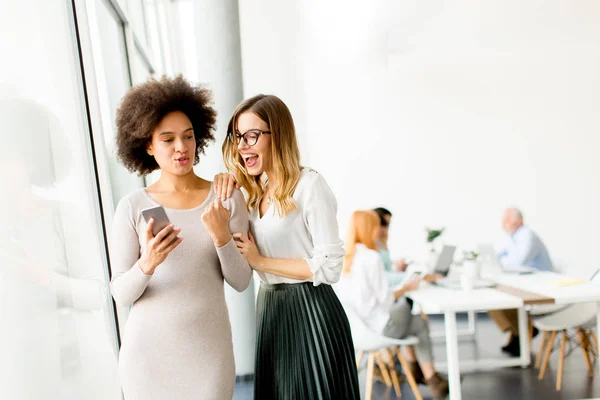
[[109, 75, 252, 400]]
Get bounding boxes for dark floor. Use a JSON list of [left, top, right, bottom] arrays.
[[234, 314, 599, 399]]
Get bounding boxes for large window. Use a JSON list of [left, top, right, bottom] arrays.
[[75, 0, 180, 329], [0, 0, 184, 397], [93, 0, 145, 206], [85, 0, 171, 209], [0, 1, 121, 398]]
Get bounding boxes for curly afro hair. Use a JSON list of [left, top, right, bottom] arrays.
[[115, 75, 217, 175]]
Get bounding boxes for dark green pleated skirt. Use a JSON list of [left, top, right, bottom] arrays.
[[255, 281, 360, 400]]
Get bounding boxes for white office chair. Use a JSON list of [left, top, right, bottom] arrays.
[[527, 303, 570, 316], [533, 269, 600, 391], [526, 303, 571, 347], [344, 305, 423, 400]]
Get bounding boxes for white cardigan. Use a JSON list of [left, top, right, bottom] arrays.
[[336, 244, 395, 333]]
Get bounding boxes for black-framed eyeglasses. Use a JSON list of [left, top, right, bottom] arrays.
[[227, 129, 271, 146]]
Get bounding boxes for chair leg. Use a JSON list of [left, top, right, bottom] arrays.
[[587, 330, 598, 355], [365, 352, 375, 400], [587, 330, 598, 368], [396, 348, 423, 400], [589, 329, 598, 349], [535, 331, 549, 368], [384, 348, 402, 397], [556, 331, 567, 391], [577, 329, 594, 376], [374, 352, 393, 388], [539, 330, 557, 380], [356, 350, 364, 370], [529, 317, 534, 347]]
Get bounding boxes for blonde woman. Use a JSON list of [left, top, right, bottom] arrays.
[[214, 94, 359, 399], [336, 211, 449, 399]]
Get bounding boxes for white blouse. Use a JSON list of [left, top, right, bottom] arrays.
[[249, 168, 344, 286], [336, 244, 395, 333]]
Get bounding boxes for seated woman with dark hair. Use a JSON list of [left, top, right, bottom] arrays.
[[337, 211, 449, 399], [373, 207, 409, 287], [373, 207, 409, 273], [373, 207, 442, 287]]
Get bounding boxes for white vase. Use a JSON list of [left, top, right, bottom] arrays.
[[462, 260, 479, 279], [460, 273, 474, 292]]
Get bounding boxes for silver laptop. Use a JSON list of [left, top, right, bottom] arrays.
[[431, 245, 456, 276], [476, 243, 536, 274], [434, 244, 495, 289], [477, 243, 502, 268]]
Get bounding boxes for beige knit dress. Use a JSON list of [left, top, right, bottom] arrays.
[[109, 186, 251, 400]]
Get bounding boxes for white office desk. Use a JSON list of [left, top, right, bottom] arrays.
[[493, 271, 600, 374], [407, 286, 529, 400], [492, 271, 600, 304], [409, 286, 522, 313], [408, 271, 600, 400]]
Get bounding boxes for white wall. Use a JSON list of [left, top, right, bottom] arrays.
[[238, 0, 310, 158], [239, 1, 600, 278]]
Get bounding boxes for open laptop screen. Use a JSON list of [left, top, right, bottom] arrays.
[[433, 245, 456, 276]]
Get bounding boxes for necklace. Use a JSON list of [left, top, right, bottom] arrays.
[[263, 177, 274, 206], [264, 188, 274, 205]]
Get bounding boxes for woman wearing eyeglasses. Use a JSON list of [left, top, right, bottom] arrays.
[[214, 94, 360, 399]]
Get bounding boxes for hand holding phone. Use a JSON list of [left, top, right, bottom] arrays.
[[393, 270, 425, 292], [139, 206, 182, 274], [402, 276, 422, 292], [141, 206, 171, 236]]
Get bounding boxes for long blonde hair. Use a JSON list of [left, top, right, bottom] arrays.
[[222, 94, 301, 216], [343, 211, 381, 275]]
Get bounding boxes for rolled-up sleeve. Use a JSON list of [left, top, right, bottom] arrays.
[[304, 175, 345, 286]]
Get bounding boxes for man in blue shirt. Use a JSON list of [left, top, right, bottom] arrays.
[[489, 207, 554, 356], [497, 208, 554, 272]]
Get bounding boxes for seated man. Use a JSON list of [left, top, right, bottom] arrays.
[[489, 207, 554, 356]]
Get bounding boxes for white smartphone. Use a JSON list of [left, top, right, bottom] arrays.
[[141, 205, 171, 236]]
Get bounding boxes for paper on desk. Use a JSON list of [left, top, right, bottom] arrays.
[[550, 279, 586, 287]]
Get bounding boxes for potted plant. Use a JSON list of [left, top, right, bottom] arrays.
[[424, 227, 445, 269], [462, 250, 480, 279], [425, 227, 445, 253]]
